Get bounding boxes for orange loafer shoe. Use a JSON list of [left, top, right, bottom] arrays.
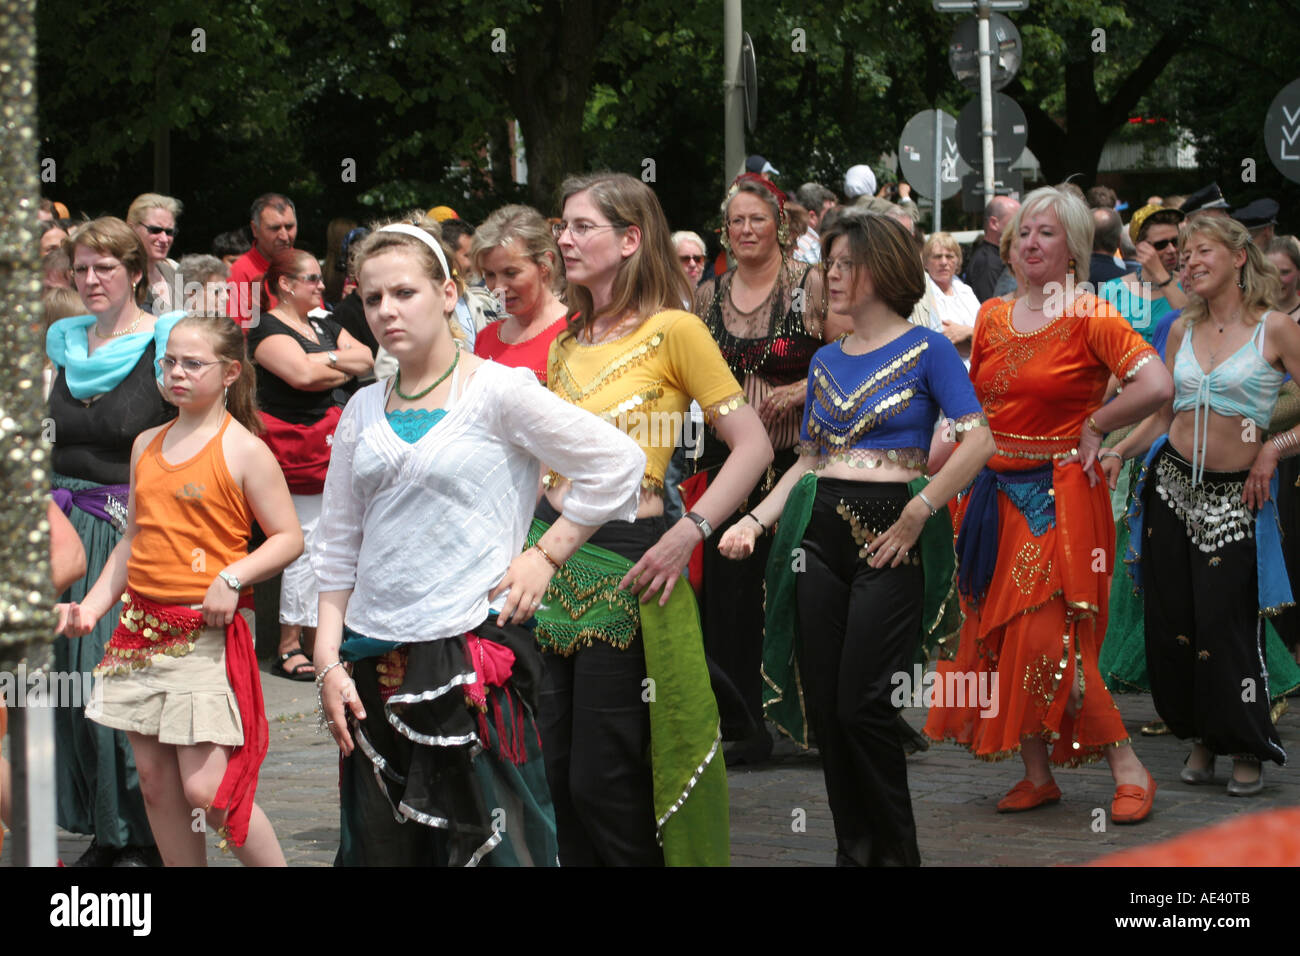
[[996, 778, 1062, 812], [1112, 770, 1157, 824]]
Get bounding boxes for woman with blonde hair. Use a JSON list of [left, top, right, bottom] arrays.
[[1106, 215, 1300, 795], [921, 232, 980, 363], [126, 193, 183, 314], [471, 205, 570, 384], [925, 187, 1173, 823]]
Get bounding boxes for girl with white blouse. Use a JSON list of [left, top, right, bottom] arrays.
[[311, 223, 645, 866]]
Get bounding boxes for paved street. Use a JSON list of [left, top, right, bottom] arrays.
[[6, 667, 1298, 867]]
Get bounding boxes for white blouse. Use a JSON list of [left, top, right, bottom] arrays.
[[311, 360, 645, 643]]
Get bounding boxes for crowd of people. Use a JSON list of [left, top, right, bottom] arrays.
[[15, 158, 1299, 867]]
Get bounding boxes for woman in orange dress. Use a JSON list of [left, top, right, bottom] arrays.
[[924, 187, 1173, 823]]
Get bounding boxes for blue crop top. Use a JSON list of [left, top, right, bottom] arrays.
[[800, 325, 986, 470], [1172, 315, 1285, 482]]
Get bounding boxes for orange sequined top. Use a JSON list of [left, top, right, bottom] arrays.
[[972, 295, 1158, 471], [545, 309, 746, 494], [126, 414, 252, 604]]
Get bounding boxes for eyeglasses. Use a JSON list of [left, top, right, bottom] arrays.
[[1149, 237, 1177, 251], [552, 220, 621, 240], [71, 263, 122, 280], [728, 215, 773, 231], [292, 273, 324, 284], [822, 257, 858, 274], [679, 255, 705, 265], [142, 225, 176, 237], [160, 356, 226, 374]]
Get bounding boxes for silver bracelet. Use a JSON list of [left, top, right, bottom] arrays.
[[1099, 450, 1123, 463], [916, 489, 938, 517], [315, 659, 345, 687]]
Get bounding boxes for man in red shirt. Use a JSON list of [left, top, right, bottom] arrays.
[[228, 193, 298, 328]]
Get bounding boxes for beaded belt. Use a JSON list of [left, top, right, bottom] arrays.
[[1154, 453, 1253, 554]]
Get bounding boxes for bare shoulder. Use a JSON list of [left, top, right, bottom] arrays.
[[221, 418, 278, 482]]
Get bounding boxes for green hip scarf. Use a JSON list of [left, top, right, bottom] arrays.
[[526, 518, 729, 866], [762, 472, 963, 747]]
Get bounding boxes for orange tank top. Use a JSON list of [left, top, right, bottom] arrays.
[[126, 414, 253, 604]]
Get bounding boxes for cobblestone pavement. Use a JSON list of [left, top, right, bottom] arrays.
[[7, 666, 1297, 867]]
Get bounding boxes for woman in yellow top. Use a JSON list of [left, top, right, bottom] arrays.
[[533, 172, 772, 865]]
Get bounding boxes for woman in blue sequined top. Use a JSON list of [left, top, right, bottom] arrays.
[[719, 210, 993, 865]]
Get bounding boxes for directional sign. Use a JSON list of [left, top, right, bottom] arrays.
[[1266, 78, 1300, 185], [898, 109, 969, 200], [956, 92, 1028, 167], [949, 13, 1022, 92]]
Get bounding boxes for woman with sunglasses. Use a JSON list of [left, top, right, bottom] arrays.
[[1098, 205, 1188, 343], [690, 173, 836, 765], [46, 216, 187, 866], [247, 248, 372, 681], [673, 231, 709, 286], [127, 194, 183, 314]]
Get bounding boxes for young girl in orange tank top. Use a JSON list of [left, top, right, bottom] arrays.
[[55, 314, 304, 866]]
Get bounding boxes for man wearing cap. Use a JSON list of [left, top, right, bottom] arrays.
[[843, 164, 877, 201], [227, 192, 299, 326], [1181, 182, 1231, 218], [964, 195, 1020, 302], [746, 154, 779, 182], [1233, 198, 1280, 246]]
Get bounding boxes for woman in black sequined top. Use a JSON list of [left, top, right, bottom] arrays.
[[690, 173, 837, 764]]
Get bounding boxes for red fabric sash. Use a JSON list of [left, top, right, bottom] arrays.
[[108, 589, 266, 847], [462, 634, 538, 765], [259, 405, 341, 495]]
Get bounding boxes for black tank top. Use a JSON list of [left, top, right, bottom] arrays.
[[48, 341, 177, 486]]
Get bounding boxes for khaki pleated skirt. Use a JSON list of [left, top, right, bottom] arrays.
[[90, 625, 243, 747]]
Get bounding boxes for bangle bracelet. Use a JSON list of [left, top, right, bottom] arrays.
[[916, 490, 938, 516], [1099, 450, 1123, 462], [533, 543, 563, 571], [1086, 415, 1105, 436], [315, 660, 345, 687], [745, 512, 767, 535]]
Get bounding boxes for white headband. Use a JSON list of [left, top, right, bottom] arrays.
[[377, 223, 452, 280]]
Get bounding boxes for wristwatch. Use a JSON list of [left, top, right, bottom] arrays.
[[685, 511, 713, 541], [217, 570, 241, 592], [327, 351, 339, 366], [1153, 274, 1175, 289]]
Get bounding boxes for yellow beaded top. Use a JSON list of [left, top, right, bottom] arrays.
[[546, 309, 745, 493]]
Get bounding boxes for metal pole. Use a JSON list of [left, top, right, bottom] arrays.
[[977, 0, 996, 202], [724, 0, 745, 186], [932, 109, 943, 233], [0, 0, 59, 868]]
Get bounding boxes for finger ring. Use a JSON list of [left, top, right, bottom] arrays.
[[327, 719, 336, 725]]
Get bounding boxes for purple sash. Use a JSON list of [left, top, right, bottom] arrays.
[[52, 484, 130, 533]]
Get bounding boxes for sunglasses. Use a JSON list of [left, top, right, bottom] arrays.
[[142, 225, 176, 237], [292, 273, 324, 284], [1149, 237, 1177, 251], [679, 255, 705, 265]]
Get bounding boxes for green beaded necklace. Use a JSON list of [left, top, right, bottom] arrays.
[[394, 348, 460, 401]]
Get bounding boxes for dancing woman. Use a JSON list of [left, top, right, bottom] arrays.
[[692, 172, 831, 763], [719, 210, 994, 865], [1105, 215, 1300, 795], [313, 224, 644, 865], [535, 172, 772, 865], [924, 187, 1173, 823]]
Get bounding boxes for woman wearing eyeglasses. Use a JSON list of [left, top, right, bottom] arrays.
[[246, 248, 373, 681], [672, 231, 709, 287], [46, 216, 186, 866], [690, 172, 836, 765], [534, 172, 772, 864], [127, 194, 183, 315]]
